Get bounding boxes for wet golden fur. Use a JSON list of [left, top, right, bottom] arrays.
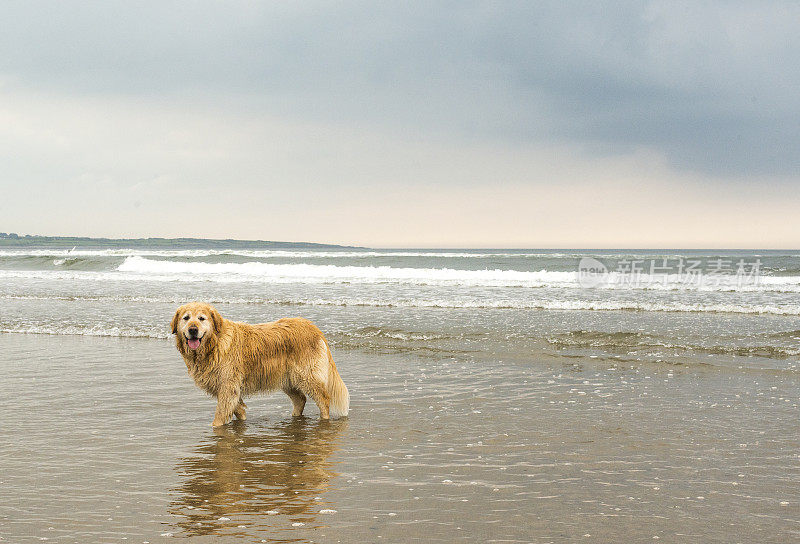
[[171, 302, 349, 426]]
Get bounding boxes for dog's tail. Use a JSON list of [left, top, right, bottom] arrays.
[[325, 341, 349, 418]]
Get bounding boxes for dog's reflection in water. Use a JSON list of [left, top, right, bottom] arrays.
[[171, 417, 348, 536]]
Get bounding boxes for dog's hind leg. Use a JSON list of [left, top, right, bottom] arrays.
[[234, 398, 247, 421], [283, 388, 306, 417], [299, 383, 330, 420]]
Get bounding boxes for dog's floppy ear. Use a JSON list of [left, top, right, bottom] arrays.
[[209, 306, 223, 334], [170, 308, 182, 335]]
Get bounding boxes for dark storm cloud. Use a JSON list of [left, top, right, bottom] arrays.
[[1, 1, 798, 176]]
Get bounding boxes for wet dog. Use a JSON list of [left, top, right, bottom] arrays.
[[171, 302, 349, 426]]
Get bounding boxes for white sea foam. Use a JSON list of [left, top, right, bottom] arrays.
[[112, 257, 800, 292], [1, 256, 799, 293], [0, 324, 171, 339], [2, 293, 800, 315], [115, 256, 579, 287]]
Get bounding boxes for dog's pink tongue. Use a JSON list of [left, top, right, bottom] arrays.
[[188, 338, 201, 350]]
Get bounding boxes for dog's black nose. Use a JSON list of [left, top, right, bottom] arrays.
[[188, 326, 199, 338]]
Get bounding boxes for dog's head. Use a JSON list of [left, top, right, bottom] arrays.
[[171, 302, 222, 355]]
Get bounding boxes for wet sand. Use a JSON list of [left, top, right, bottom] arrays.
[[1, 333, 798, 543]]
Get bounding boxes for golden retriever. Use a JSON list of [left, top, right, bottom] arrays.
[[171, 302, 349, 426]]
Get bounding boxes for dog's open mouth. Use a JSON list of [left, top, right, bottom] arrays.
[[185, 335, 203, 350]]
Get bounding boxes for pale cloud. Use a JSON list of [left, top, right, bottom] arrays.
[[2, 88, 797, 247]]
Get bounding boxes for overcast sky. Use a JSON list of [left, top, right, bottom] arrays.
[[1, 1, 798, 247]]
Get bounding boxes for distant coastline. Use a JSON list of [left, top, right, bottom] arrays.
[[0, 233, 362, 250]]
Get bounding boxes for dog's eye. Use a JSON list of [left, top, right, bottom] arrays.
[[183, 315, 190, 321], [198, 316, 205, 321]]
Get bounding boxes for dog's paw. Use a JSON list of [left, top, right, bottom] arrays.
[[211, 418, 226, 427]]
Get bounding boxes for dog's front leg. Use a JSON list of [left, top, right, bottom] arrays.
[[212, 382, 241, 427], [234, 399, 247, 420]]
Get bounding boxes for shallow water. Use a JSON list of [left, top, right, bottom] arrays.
[[2, 245, 799, 542], [1, 334, 798, 543]]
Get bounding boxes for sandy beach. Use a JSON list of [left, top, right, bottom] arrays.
[[1, 331, 798, 543]]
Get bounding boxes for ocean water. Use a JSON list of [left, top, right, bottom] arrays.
[[1, 247, 799, 368], [1, 245, 799, 542]]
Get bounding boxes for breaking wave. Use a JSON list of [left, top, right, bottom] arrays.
[[0, 249, 571, 259], [115, 256, 579, 287], [105, 256, 800, 292]]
